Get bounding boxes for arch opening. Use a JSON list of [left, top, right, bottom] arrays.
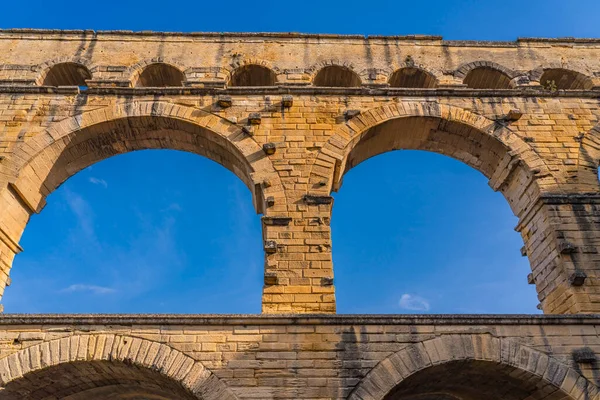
[[344, 117, 510, 180], [332, 115, 539, 313], [42, 62, 91, 87], [463, 67, 511, 89], [16, 115, 257, 199], [135, 63, 185, 87], [313, 65, 361, 87], [229, 64, 277, 86], [1, 359, 199, 400], [389, 68, 437, 88], [0, 111, 270, 312], [540, 68, 593, 90], [382, 360, 572, 400], [5, 150, 264, 313]]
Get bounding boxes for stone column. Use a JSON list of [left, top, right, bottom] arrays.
[[0, 237, 18, 311], [261, 194, 336, 314], [0, 182, 32, 311], [519, 194, 600, 313]]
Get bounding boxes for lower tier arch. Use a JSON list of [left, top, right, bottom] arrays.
[[349, 334, 596, 400], [0, 334, 237, 400]]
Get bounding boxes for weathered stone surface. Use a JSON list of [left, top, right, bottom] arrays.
[[0, 315, 597, 399], [1, 31, 600, 398], [0, 31, 600, 314]]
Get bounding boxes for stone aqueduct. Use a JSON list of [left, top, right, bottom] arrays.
[[0, 29, 598, 398]]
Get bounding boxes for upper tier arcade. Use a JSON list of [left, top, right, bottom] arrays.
[[0, 30, 599, 91]]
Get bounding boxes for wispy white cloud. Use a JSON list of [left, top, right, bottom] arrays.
[[399, 293, 430, 311], [89, 177, 108, 188], [60, 284, 116, 295], [64, 189, 95, 239]]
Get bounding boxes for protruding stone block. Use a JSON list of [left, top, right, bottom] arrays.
[[558, 241, 577, 254], [264, 240, 278, 254], [265, 196, 275, 207], [216, 95, 232, 108], [505, 109, 523, 121], [321, 277, 334, 286], [281, 95, 293, 108], [569, 270, 587, 286], [262, 216, 292, 226], [264, 273, 278, 285], [527, 273, 534, 284], [304, 194, 334, 205], [248, 112, 262, 125], [344, 109, 361, 120], [263, 143, 276, 155]]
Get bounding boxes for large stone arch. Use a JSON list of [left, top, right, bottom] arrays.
[[308, 101, 576, 313], [2, 100, 282, 211], [0, 334, 237, 399], [310, 101, 552, 216], [348, 334, 597, 400], [0, 100, 283, 304]]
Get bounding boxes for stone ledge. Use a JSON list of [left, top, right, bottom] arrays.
[[540, 193, 600, 204], [1, 29, 600, 46], [1, 314, 599, 326], [0, 85, 598, 98]]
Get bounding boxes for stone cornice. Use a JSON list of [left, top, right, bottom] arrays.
[[1, 314, 600, 325], [0, 29, 599, 47], [0, 85, 599, 98]]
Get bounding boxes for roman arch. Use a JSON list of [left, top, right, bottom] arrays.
[[0, 29, 599, 398], [0, 333, 237, 399], [349, 334, 596, 400]]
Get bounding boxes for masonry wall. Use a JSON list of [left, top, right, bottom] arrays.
[[0, 315, 599, 399], [0, 91, 599, 314], [1, 31, 600, 315]]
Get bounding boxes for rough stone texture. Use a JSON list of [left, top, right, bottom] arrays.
[[1, 31, 600, 314], [0, 315, 598, 399], [2, 29, 600, 399]]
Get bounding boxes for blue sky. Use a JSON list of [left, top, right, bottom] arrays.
[[2, 0, 598, 314]]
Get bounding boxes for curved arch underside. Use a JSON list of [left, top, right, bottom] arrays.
[[136, 63, 185, 87], [383, 360, 571, 400], [345, 116, 509, 180], [17, 115, 256, 207], [540, 69, 594, 90], [463, 67, 511, 89], [0, 360, 199, 400], [42, 63, 91, 87], [313, 66, 361, 87], [389, 68, 437, 88], [230, 65, 277, 86]]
